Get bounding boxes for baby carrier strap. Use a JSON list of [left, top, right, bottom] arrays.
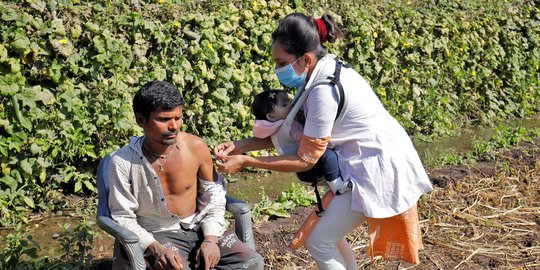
[[270, 58, 349, 216], [271, 58, 348, 155], [305, 59, 350, 216], [330, 59, 349, 123], [298, 59, 350, 130], [306, 59, 349, 216]]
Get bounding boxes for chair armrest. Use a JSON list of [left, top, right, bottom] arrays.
[[97, 216, 146, 270], [97, 216, 139, 244], [226, 196, 251, 214], [225, 196, 256, 251]]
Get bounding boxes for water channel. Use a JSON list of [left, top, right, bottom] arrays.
[[3, 115, 540, 261]]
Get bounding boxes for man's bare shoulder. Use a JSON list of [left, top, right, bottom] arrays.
[[178, 132, 210, 153]]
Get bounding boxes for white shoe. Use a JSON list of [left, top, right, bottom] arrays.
[[326, 177, 352, 195]]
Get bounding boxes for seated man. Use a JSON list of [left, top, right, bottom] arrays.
[[108, 80, 264, 270]]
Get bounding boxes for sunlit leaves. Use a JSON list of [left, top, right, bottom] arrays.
[[0, 44, 7, 61], [0, 0, 538, 227], [342, 0, 540, 136], [10, 31, 30, 54]]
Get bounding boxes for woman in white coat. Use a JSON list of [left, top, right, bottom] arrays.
[[214, 12, 433, 270]]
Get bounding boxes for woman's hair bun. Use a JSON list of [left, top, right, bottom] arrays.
[[319, 14, 343, 44]]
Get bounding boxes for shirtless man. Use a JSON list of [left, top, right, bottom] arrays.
[[108, 81, 263, 270]]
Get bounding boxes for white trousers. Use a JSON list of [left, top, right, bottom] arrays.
[[305, 191, 366, 270]]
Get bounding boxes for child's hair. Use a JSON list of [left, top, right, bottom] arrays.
[[251, 89, 288, 120]]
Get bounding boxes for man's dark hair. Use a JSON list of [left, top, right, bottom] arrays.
[[133, 81, 185, 119], [251, 89, 286, 120]]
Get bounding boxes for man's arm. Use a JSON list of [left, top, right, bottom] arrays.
[[108, 152, 157, 251], [192, 137, 226, 269], [108, 150, 183, 270], [194, 137, 227, 237]]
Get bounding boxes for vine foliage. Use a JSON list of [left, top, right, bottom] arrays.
[[0, 0, 539, 225]]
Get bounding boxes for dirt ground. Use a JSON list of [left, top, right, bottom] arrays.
[[253, 139, 540, 269], [6, 136, 538, 269], [85, 138, 540, 269]]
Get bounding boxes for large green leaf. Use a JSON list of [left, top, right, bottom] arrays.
[[1, 7, 17, 21], [10, 32, 30, 53], [19, 159, 33, 176]]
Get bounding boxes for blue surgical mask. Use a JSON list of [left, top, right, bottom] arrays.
[[274, 57, 306, 89]]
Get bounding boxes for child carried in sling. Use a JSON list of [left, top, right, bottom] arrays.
[[250, 89, 352, 196]]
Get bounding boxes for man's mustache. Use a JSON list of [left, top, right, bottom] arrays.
[[163, 131, 178, 137]]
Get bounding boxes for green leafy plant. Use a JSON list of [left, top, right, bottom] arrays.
[[471, 126, 529, 159], [276, 183, 316, 207], [0, 224, 40, 270], [251, 189, 293, 223], [0, 0, 539, 226], [55, 219, 95, 267], [437, 151, 467, 166], [251, 183, 315, 223]]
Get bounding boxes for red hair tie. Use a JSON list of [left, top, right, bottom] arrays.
[[314, 18, 328, 44]]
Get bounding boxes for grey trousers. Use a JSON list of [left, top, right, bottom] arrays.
[[150, 227, 264, 270]]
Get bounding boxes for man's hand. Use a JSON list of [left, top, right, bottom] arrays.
[[195, 237, 221, 270], [146, 242, 183, 270]]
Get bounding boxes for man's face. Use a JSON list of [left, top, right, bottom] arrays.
[[137, 106, 183, 146]]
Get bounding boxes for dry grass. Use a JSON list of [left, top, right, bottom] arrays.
[[357, 141, 540, 269], [259, 139, 540, 269], [416, 173, 540, 269]]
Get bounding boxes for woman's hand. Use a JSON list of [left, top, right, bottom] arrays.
[[214, 137, 274, 160], [213, 141, 238, 161], [215, 154, 248, 174]]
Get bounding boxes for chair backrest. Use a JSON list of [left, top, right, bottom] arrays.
[[96, 152, 114, 218]]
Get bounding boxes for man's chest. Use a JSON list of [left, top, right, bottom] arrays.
[[154, 158, 199, 195]]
